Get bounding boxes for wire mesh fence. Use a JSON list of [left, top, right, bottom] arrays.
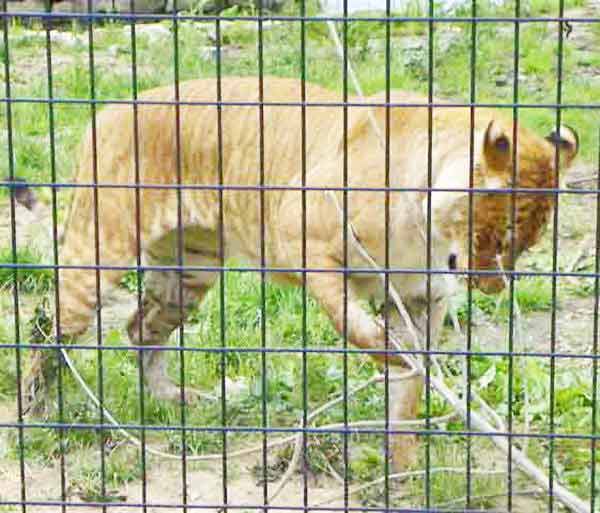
[[0, 0, 598, 511]]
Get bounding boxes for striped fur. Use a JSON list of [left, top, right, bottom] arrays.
[[23, 77, 578, 470]]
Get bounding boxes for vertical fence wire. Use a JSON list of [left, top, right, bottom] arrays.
[[465, 0, 477, 508], [425, 0, 434, 508], [300, 0, 309, 508], [170, 1, 190, 509], [215, 11, 229, 513], [550, 2, 567, 511], [256, 0, 269, 507], [128, 1, 148, 510], [84, 2, 108, 510], [383, 0, 392, 508], [43, 1, 67, 511], [341, 0, 350, 508], [592, 128, 600, 513], [2, 2, 26, 512], [507, 0, 521, 509]]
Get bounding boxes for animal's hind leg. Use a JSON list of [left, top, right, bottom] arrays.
[[24, 255, 128, 414], [23, 186, 133, 415], [127, 264, 216, 403]]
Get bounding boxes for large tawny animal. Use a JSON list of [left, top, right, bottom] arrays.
[[14, 77, 578, 470]]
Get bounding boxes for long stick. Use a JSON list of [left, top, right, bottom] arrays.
[[325, 190, 590, 513], [429, 373, 589, 513]]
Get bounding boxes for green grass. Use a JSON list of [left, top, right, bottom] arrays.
[[1, 267, 595, 504], [0, 0, 598, 195], [0, 6, 598, 509], [68, 446, 143, 502], [451, 276, 554, 324], [0, 247, 53, 294]]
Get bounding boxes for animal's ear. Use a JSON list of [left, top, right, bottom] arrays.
[[545, 125, 579, 167], [483, 120, 511, 171]]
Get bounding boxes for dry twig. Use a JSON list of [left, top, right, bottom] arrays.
[[326, 190, 590, 513]]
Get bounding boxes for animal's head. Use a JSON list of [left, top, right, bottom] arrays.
[[432, 120, 579, 293], [473, 121, 578, 293]]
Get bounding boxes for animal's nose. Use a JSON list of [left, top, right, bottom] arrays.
[[448, 253, 458, 270]]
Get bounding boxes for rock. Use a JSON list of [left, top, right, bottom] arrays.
[[7, 0, 284, 15], [437, 30, 460, 53], [5, 0, 46, 13], [399, 36, 425, 52], [9, 27, 85, 47], [321, 0, 492, 14], [366, 38, 384, 53], [214, 377, 249, 398]]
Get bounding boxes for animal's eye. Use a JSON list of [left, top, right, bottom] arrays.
[[448, 253, 458, 270]]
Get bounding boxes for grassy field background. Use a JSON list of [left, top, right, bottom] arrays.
[[0, 0, 599, 510]]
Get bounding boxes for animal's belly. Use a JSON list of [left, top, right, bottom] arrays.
[[352, 269, 451, 306]]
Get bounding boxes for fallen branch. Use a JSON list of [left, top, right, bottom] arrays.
[[325, 190, 590, 513], [40, 320, 449, 467], [267, 370, 442, 502]]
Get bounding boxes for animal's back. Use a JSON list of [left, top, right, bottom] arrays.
[[67, 77, 347, 257], [65, 76, 555, 268], [75, 77, 342, 185]]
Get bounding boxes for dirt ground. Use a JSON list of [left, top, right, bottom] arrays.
[[1, 0, 599, 508], [2, 169, 597, 512]]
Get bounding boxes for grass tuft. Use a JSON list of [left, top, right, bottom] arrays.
[[0, 5, 597, 507], [0, 247, 53, 294]]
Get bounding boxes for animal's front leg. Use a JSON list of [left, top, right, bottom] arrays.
[[307, 264, 424, 471], [385, 294, 448, 469], [388, 368, 422, 470], [23, 266, 119, 415], [306, 266, 396, 364]]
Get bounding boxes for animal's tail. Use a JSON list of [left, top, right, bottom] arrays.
[[4, 176, 39, 211], [3, 176, 63, 256]]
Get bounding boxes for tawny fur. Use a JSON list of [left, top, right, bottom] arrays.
[[23, 77, 578, 470]]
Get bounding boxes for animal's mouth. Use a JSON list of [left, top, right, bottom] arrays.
[[451, 251, 514, 294], [474, 275, 506, 294], [471, 253, 513, 294]]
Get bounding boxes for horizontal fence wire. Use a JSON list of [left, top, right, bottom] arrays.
[[4, 263, 600, 279], [6, 181, 600, 194], [4, 342, 600, 360], [0, 499, 520, 512], [1, 422, 599, 441], [1, 11, 600, 22], [1, 0, 599, 512], [1, 98, 599, 108]]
